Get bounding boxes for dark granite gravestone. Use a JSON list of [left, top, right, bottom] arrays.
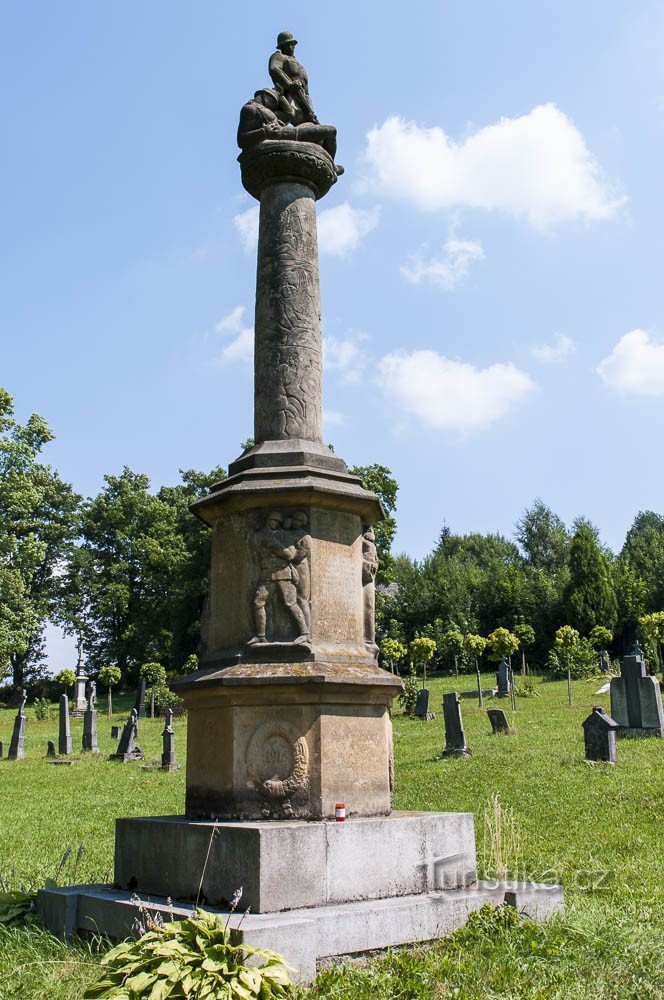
[[610, 643, 664, 737], [487, 708, 515, 735], [415, 688, 436, 721], [583, 706, 618, 762], [59, 694, 72, 756], [496, 658, 510, 698], [134, 679, 147, 720], [161, 709, 179, 771], [46, 740, 57, 758], [0, 741, 3, 759], [442, 692, 472, 758], [111, 709, 144, 763], [8, 690, 27, 760], [82, 682, 99, 753], [111, 725, 121, 740]]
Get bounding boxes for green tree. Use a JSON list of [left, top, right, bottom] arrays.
[[464, 632, 487, 706], [638, 612, 664, 674], [562, 522, 617, 636], [55, 668, 76, 692], [349, 464, 398, 584], [612, 557, 647, 649], [514, 499, 569, 574], [513, 622, 535, 675], [622, 511, 664, 612], [548, 625, 597, 679], [0, 388, 81, 688], [380, 637, 407, 674], [140, 661, 167, 718], [98, 664, 122, 717], [63, 468, 188, 683], [409, 636, 436, 683], [486, 628, 520, 661], [439, 624, 465, 676]]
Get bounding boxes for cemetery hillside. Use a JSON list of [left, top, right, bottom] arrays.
[[1, 387, 663, 997], [3, 8, 664, 997]]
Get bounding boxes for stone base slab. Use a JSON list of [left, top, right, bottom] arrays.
[[38, 880, 563, 984], [114, 812, 478, 913]]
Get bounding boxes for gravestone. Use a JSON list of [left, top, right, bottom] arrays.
[[583, 706, 618, 762], [442, 692, 472, 757], [496, 658, 510, 698], [487, 708, 515, 735], [0, 741, 3, 759], [161, 709, 179, 771], [73, 639, 88, 715], [134, 679, 147, 720], [610, 642, 664, 737], [59, 694, 72, 756], [415, 688, 435, 721], [111, 709, 143, 763], [111, 725, 121, 740], [82, 682, 99, 753], [46, 740, 57, 758], [8, 690, 27, 760]]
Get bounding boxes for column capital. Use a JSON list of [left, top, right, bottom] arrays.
[[239, 140, 338, 201]]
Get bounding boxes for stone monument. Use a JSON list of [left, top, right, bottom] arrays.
[[111, 709, 143, 763], [134, 679, 147, 720], [82, 682, 99, 753], [442, 692, 472, 758], [38, 33, 562, 980], [487, 708, 515, 736], [161, 709, 179, 771], [72, 639, 88, 716], [59, 694, 72, 756], [8, 689, 27, 760], [583, 706, 618, 763], [610, 642, 664, 738], [415, 687, 435, 721], [496, 658, 511, 698]]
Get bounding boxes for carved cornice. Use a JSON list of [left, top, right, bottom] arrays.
[[239, 140, 337, 200]]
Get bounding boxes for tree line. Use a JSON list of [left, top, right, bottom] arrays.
[[3, 385, 664, 692]]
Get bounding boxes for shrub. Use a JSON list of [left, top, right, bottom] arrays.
[[55, 669, 76, 690], [33, 697, 50, 721], [399, 671, 419, 716], [181, 654, 199, 675], [153, 686, 184, 712], [548, 626, 597, 679], [83, 907, 294, 998]]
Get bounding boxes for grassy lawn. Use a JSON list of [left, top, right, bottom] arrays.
[[0, 675, 662, 998]]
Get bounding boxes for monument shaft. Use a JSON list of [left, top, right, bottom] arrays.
[[255, 182, 322, 444]]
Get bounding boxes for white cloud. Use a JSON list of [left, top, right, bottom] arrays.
[[596, 329, 664, 395], [323, 332, 370, 383], [233, 202, 379, 257], [531, 333, 576, 364], [364, 105, 625, 230], [317, 203, 380, 256], [379, 349, 534, 433], [215, 306, 253, 364], [401, 237, 485, 290], [234, 207, 260, 254]]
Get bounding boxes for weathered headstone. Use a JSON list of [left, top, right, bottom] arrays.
[[487, 708, 515, 735], [0, 741, 3, 759], [73, 639, 88, 715], [8, 689, 27, 760], [161, 709, 179, 771], [59, 694, 72, 756], [46, 740, 57, 758], [583, 706, 618, 762], [134, 679, 147, 720], [82, 682, 99, 753], [496, 658, 510, 698], [110, 725, 121, 740], [111, 709, 143, 763], [610, 642, 664, 737], [442, 692, 472, 757], [415, 688, 435, 721]]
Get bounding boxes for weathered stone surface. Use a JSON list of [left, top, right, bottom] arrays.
[[161, 709, 179, 771], [58, 694, 72, 756], [496, 658, 510, 698], [82, 683, 99, 753], [134, 679, 147, 720], [487, 708, 515, 735], [8, 690, 26, 760], [38, 878, 563, 985], [111, 709, 143, 763], [610, 651, 664, 736], [582, 706, 618, 762], [442, 692, 471, 758], [114, 812, 477, 912], [415, 688, 435, 721], [179, 662, 399, 820]]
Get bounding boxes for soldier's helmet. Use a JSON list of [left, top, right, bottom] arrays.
[[277, 31, 298, 49]]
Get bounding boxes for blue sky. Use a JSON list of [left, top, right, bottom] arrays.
[[3, 2, 664, 665]]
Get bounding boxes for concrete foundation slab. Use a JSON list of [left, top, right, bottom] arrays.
[[38, 879, 564, 985]]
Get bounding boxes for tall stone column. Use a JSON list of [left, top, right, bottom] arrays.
[[179, 139, 401, 822]]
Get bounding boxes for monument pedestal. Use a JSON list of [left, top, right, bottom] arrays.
[[39, 811, 563, 983]]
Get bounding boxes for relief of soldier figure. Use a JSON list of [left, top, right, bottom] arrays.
[[248, 509, 312, 646], [237, 31, 344, 175]]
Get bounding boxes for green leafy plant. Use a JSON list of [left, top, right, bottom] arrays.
[[181, 654, 199, 675], [153, 685, 184, 712], [379, 637, 407, 673], [409, 636, 436, 682], [83, 907, 294, 999], [548, 625, 597, 679], [399, 670, 419, 717], [486, 628, 520, 662], [55, 668, 76, 691], [33, 696, 50, 721], [98, 664, 121, 717], [0, 889, 35, 927], [140, 662, 167, 718]]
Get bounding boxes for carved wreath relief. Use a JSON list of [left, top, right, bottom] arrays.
[[255, 197, 322, 442], [246, 720, 310, 816], [248, 509, 311, 646]]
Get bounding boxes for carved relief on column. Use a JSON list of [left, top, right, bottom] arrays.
[[247, 508, 312, 648], [254, 184, 323, 444], [362, 525, 379, 657]]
